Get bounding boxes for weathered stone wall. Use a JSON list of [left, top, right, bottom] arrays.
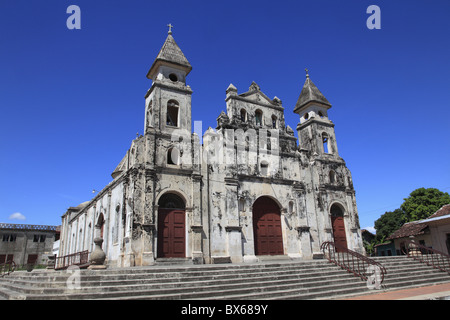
[[59, 75, 364, 266]]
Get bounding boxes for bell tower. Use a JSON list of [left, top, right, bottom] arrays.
[[144, 25, 193, 136], [294, 69, 339, 159]]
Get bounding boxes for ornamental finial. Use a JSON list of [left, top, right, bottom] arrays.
[[167, 23, 173, 35]]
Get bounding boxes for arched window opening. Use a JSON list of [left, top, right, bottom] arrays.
[[240, 109, 247, 122], [260, 161, 269, 176], [329, 170, 336, 183], [147, 100, 153, 127], [238, 198, 245, 212], [272, 115, 277, 129], [288, 201, 294, 214], [255, 110, 263, 127], [158, 193, 185, 209], [169, 73, 178, 82], [322, 133, 330, 154], [167, 147, 180, 165], [331, 204, 344, 217], [166, 100, 179, 127]]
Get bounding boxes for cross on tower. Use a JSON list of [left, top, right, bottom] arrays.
[[305, 68, 310, 78], [167, 23, 173, 34]]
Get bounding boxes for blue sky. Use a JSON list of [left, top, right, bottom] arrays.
[[0, 0, 449, 233]]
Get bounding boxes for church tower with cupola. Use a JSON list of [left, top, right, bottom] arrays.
[[294, 69, 339, 159], [144, 24, 193, 136], [295, 69, 362, 253]]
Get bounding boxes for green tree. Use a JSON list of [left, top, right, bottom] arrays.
[[374, 209, 406, 241], [401, 187, 450, 222]]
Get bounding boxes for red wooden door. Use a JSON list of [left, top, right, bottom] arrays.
[[157, 209, 185, 258], [332, 216, 347, 252], [253, 197, 284, 256]]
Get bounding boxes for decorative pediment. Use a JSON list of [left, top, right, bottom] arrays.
[[238, 81, 275, 106]]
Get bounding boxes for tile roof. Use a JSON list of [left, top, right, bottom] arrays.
[[386, 221, 428, 240], [147, 33, 192, 79], [427, 204, 450, 219], [386, 204, 450, 240], [154, 34, 191, 69], [294, 76, 331, 113]]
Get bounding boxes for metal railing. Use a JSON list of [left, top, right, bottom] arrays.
[[55, 250, 90, 270], [402, 239, 450, 274], [321, 241, 387, 286], [0, 260, 16, 277]]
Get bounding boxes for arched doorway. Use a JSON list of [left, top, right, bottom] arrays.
[[157, 193, 186, 258], [331, 204, 347, 251], [253, 196, 284, 255]]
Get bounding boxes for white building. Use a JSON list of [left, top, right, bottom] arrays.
[[59, 30, 364, 267]]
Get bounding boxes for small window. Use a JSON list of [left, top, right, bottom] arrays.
[[169, 73, 178, 82], [329, 170, 336, 183], [260, 161, 269, 176], [322, 133, 330, 154], [147, 100, 153, 127], [289, 201, 294, 214], [239, 198, 245, 212], [2, 234, 15, 242], [304, 112, 309, 120], [318, 111, 324, 118], [33, 235, 39, 242], [255, 110, 263, 127], [240, 109, 247, 122], [0, 255, 13, 264], [272, 115, 277, 129], [166, 100, 179, 127], [167, 147, 180, 165]]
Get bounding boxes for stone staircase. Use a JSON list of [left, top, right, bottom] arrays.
[[1, 256, 450, 300]]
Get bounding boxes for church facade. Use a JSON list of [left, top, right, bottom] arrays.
[[59, 30, 364, 267]]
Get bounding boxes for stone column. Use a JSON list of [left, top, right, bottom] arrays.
[[190, 225, 204, 264], [140, 169, 155, 265], [190, 174, 204, 264], [296, 226, 313, 259], [225, 177, 242, 263]]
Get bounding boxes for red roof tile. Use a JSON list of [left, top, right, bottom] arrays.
[[387, 222, 428, 240], [427, 204, 450, 219]]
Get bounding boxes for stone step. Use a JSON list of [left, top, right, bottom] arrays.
[[1, 261, 339, 284], [7, 271, 362, 300], [0, 265, 357, 296], [154, 258, 194, 266], [1, 256, 449, 300], [0, 266, 353, 290]]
